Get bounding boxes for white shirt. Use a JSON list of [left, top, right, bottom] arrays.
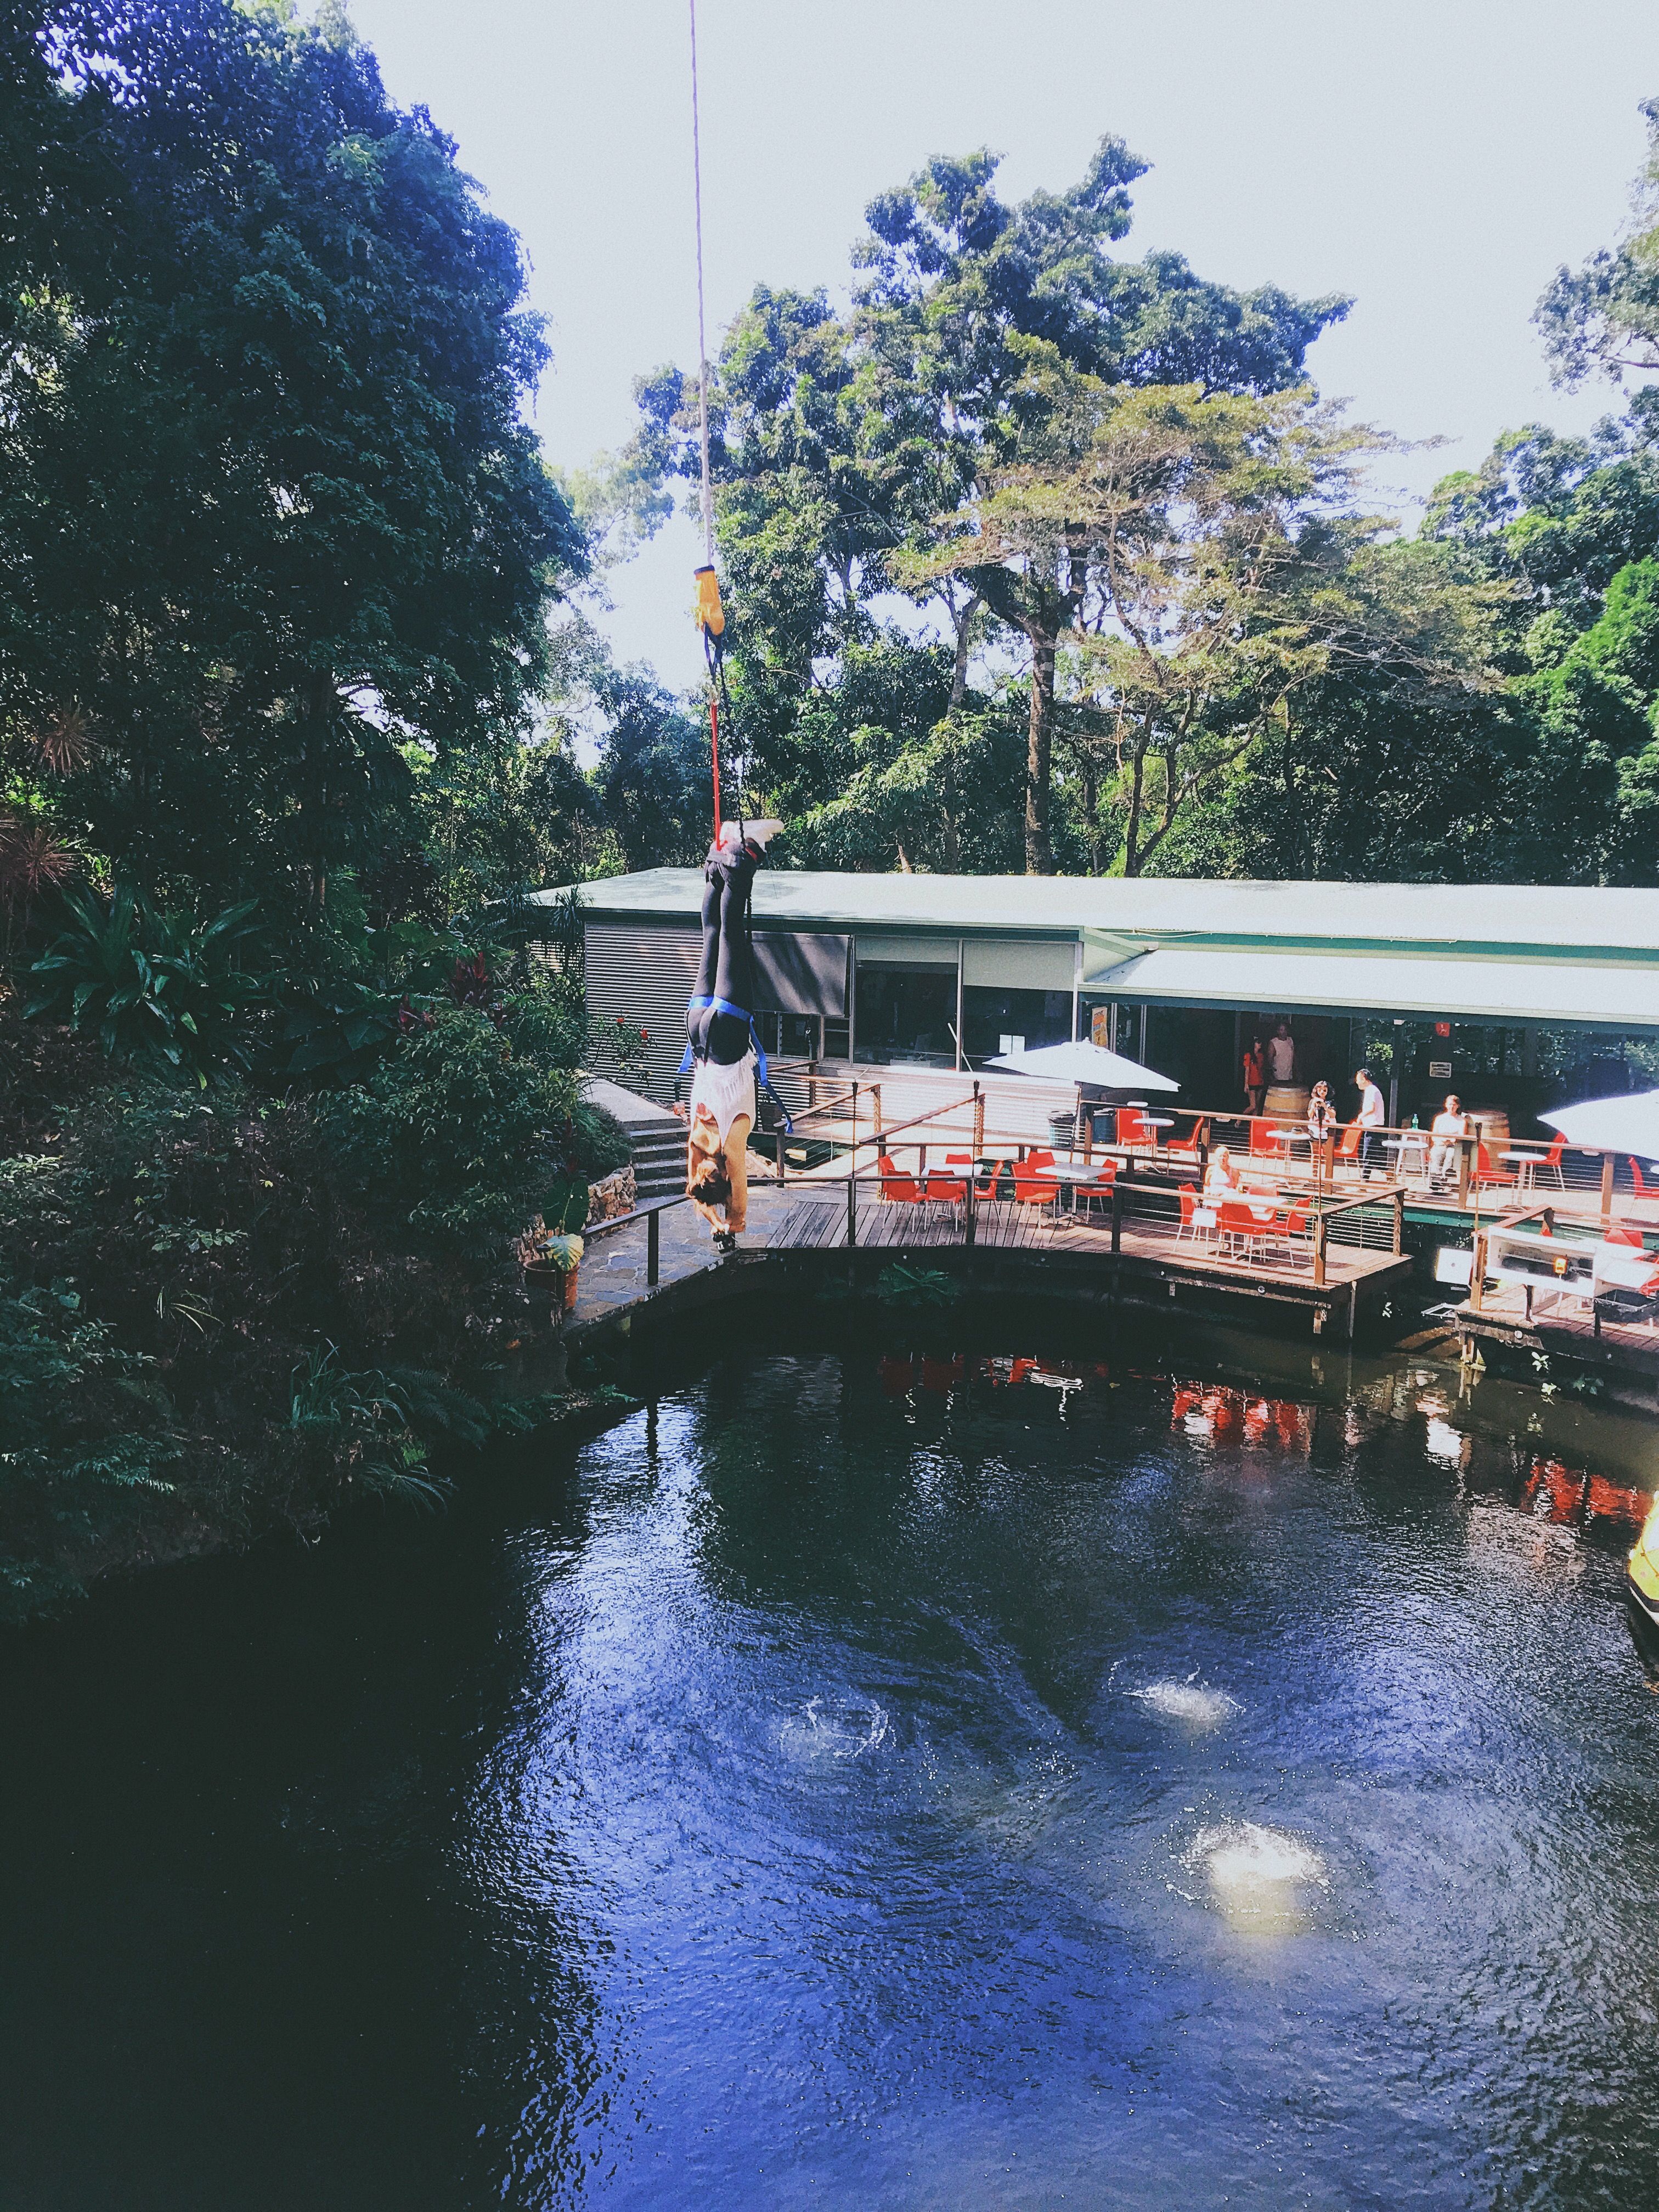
[[1357, 1080, 1386, 1130], [1267, 1034, 1295, 1082], [1431, 1109, 1465, 1138], [689, 1049, 757, 1144]]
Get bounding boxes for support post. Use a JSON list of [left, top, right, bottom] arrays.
[[1392, 1188, 1404, 1255], [973, 1081, 985, 1161], [776, 1128, 785, 1183], [1110, 1177, 1123, 1256], [1470, 1229, 1488, 1312], [1313, 1208, 1329, 1289], [872, 1084, 882, 1140], [647, 1204, 660, 1288], [1600, 1150, 1615, 1223], [847, 1084, 858, 1249], [964, 1155, 977, 1250]]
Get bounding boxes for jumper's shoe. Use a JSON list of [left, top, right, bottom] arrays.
[[712, 1228, 738, 1254]]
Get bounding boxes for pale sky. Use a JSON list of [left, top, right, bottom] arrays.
[[346, 0, 1659, 688]]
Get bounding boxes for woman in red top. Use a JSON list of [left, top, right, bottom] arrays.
[[1242, 1037, 1266, 1118]]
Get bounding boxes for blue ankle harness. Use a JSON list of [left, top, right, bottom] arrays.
[[679, 995, 793, 1132]]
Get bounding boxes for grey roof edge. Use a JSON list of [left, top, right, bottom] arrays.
[[532, 869, 1659, 961]]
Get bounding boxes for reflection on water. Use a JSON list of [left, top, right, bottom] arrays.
[[2, 1328, 1657, 2210]]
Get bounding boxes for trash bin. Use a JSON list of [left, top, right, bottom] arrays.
[[1048, 1107, 1077, 1153]]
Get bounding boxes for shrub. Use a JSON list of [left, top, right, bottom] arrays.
[[571, 1099, 631, 1180], [325, 1007, 580, 1255], [27, 886, 267, 1088]]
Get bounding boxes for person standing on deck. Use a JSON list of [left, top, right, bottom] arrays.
[[1306, 1080, 1336, 1186], [1354, 1068, 1386, 1177], [1242, 1036, 1266, 1118], [1267, 1020, 1296, 1086]]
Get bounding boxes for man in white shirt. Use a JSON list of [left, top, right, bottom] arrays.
[[1353, 1067, 1386, 1177], [1427, 1094, 1466, 1192], [1266, 1020, 1295, 1086]]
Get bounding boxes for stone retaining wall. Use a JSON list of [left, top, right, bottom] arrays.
[[585, 1164, 636, 1226]]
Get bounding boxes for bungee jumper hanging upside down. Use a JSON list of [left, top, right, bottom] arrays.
[[678, 819, 785, 1251]]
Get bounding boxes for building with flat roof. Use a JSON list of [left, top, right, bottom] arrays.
[[536, 870, 1659, 1129]]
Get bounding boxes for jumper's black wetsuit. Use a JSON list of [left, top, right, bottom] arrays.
[[686, 840, 759, 1066]]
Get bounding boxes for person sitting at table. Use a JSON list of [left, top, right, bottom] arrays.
[[1204, 1146, 1240, 1196], [1427, 1093, 1466, 1192], [1306, 1080, 1336, 1184]]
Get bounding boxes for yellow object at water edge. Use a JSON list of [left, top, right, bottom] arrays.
[[1630, 1493, 1659, 1625]]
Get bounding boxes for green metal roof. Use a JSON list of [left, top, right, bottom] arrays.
[[535, 868, 1659, 964]]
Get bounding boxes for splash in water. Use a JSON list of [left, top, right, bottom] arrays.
[[1182, 1819, 1329, 1934], [1127, 1679, 1242, 1731], [778, 1696, 890, 1764]]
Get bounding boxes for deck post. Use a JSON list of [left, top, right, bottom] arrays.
[[1457, 1136, 1472, 1209], [1600, 1150, 1615, 1223], [847, 1084, 859, 1249], [872, 1084, 882, 1139], [964, 1158, 977, 1250], [1470, 1229, 1488, 1312], [973, 1082, 984, 1160], [1110, 1178, 1123, 1255], [776, 1127, 785, 1183], [1313, 1209, 1329, 1289], [1392, 1188, 1404, 1255], [647, 1205, 660, 1288]]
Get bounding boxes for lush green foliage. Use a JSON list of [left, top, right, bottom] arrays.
[[27, 887, 266, 1085], [323, 1007, 584, 1253], [1, 0, 583, 932]]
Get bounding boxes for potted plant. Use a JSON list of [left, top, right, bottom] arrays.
[[522, 1171, 590, 1314]]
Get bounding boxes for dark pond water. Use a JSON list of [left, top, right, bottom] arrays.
[[3, 1319, 1658, 2211]]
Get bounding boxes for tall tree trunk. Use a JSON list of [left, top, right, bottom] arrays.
[[1123, 735, 1148, 878], [1025, 625, 1056, 874], [949, 591, 982, 715]]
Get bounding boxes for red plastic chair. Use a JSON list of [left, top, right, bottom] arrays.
[[1476, 1142, 1516, 1191], [1025, 1147, 1056, 1170], [1218, 1198, 1268, 1262], [1274, 1199, 1312, 1263], [1177, 1183, 1214, 1244], [922, 1170, 967, 1221], [1537, 1131, 1567, 1189], [1011, 1161, 1061, 1224], [1115, 1110, 1148, 1148], [1248, 1118, 1280, 1157], [1079, 1159, 1118, 1224], [877, 1154, 923, 1206], [1632, 1158, 1650, 1200]]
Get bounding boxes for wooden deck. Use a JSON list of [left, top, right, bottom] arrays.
[[1456, 1280, 1659, 1410], [768, 1193, 1413, 1336]]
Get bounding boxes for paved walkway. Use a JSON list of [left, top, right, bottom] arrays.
[[570, 1183, 793, 1327]]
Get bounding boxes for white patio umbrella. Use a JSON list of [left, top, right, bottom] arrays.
[[1539, 1088, 1659, 1160], [982, 1039, 1180, 1091]]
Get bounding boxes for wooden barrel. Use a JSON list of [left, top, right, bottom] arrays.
[[1466, 1107, 1510, 1158], [1263, 1084, 1310, 1124]]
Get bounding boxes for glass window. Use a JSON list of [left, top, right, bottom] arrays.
[[854, 964, 956, 1066], [780, 1012, 820, 1059], [961, 986, 1071, 1064]]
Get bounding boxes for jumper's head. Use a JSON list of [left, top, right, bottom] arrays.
[[687, 1147, 732, 1209]]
